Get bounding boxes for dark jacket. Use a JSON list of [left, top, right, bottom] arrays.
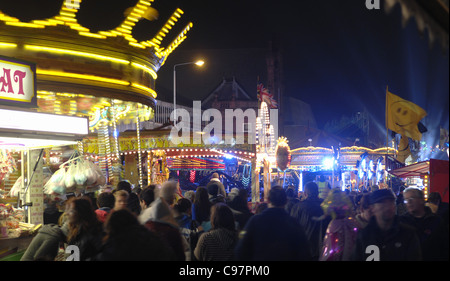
[[230, 208, 253, 232], [207, 179, 226, 197], [145, 221, 186, 261], [94, 225, 175, 261], [235, 207, 312, 261], [290, 197, 330, 260], [351, 216, 422, 261], [67, 223, 104, 261], [400, 207, 448, 261]]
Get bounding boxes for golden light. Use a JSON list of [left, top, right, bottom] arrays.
[[195, 60, 205, 67]]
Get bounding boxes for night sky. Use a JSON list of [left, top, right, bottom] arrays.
[[158, 0, 449, 159], [1, 0, 448, 158]]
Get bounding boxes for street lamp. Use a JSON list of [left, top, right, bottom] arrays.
[[173, 60, 204, 124]]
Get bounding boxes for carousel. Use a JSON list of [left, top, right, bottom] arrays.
[[0, 0, 194, 188], [0, 0, 194, 258]]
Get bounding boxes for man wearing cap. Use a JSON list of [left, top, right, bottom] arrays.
[[351, 189, 422, 261]]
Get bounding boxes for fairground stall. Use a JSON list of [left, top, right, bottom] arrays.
[[0, 55, 89, 260], [389, 159, 449, 202], [289, 145, 401, 194], [82, 128, 255, 191]]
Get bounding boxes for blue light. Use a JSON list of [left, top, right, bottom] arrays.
[[323, 157, 335, 170], [224, 153, 234, 159], [360, 158, 366, 171]]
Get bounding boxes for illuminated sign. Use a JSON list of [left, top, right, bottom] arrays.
[[0, 108, 88, 136], [0, 56, 37, 107]]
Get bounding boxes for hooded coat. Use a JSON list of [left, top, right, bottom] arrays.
[[20, 223, 68, 261], [139, 197, 186, 261]]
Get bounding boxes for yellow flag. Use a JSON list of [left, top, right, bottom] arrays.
[[396, 134, 411, 163], [386, 89, 427, 141]]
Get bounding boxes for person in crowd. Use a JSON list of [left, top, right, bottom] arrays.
[[20, 223, 67, 261], [113, 190, 129, 211], [207, 172, 226, 197], [285, 185, 300, 215], [93, 209, 175, 261], [140, 195, 186, 261], [184, 190, 195, 203], [400, 187, 448, 261], [140, 185, 157, 208], [227, 188, 253, 232], [64, 197, 104, 261], [192, 186, 212, 232], [173, 197, 204, 261], [354, 193, 372, 229], [95, 191, 115, 223], [319, 188, 359, 261], [290, 181, 329, 260], [207, 182, 225, 205], [226, 188, 240, 204], [254, 202, 268, 214], [351, 189, 422, 261], [138, 185, 165, 226], [427, 192, 449, 220], [318, 175, 331, 199], [235, 186, 311, 261], [392, 185, 408, 216], [173, 198, 195, 230], [43, 196, 63, 225], [116, 180, 141, 215], [194, 203, 238, 261], [160, 180, 178, 207]]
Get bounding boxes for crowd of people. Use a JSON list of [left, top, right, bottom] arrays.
[[22, 173, 449, 261]]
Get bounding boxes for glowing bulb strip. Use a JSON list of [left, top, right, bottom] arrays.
[[157, 22, 193, 60], [131, 83, 157, 98], [137, 63, 156, 82], [111, 101, 120, 158], [118, 0, 154, 47], [36, 69, 130, 86], [0, 0, 192, 69], [147, 8, 184, 49], [24, 44, 129, 64], [78, 140, 84, 154], [136, 109, 143, 187], [25, 44, 158, 79], [0, 42, 17, 48], [4, 21, 45, 28], [104, 123, 113, 184]]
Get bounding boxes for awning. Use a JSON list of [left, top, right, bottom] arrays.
[[389, 160, 430, 177], [389, 159, 449, 178]]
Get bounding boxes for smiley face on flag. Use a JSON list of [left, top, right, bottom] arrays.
[[386, 90, 427, 141]]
